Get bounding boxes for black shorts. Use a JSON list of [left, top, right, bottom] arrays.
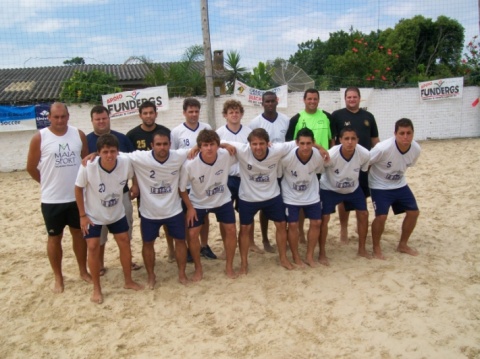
[[41, 202, 80, 236]]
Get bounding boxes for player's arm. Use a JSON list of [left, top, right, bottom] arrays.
[[371, 137, 380, 148], [26, 133, 41, 183], [312, 143, 330, 162], [179, 190, 197, 228], [79, 130, 89, 159], [75, 184, 94, 236]]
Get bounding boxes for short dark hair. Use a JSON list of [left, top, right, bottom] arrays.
[[344, 86, 361, 98], [248, 128, 270, 143], [296, 127, 315, 141], [139, 100, 157, 114], [96, 133, 119, 152], [262, 91, 277, 102], [303, 88, 319, 100], [395, 118, 414, 133], [197, 129, 220, 147], [152, 128, 171, 142], [90, 105, 109, 119], [183, 98, 201, 111], [339, 126, 358, 138]]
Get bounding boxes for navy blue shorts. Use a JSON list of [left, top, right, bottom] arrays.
[[238, 194, 286, 225], [285, 202, 322, 223], [320, 187, 367, 215], [41, 201, 80, 236], [371, 185, 418, 216], [84, 216, 129, 240], [227, 176, 241, 210], [189, 201, 236, 228], [141, 212, 185, 242], [343, 172, 370, 211]]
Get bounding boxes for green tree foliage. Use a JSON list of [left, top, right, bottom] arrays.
[[462, 35, 480, 85], [63, 57, 85, 65], [224, 50, 248, 93], [60, 69, 121, 103], [127, 45, 206, 97], [246, 62, 275, 90]]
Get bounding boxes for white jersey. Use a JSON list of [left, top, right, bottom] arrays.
[[368, 136, 421, 190], [126, 149, 188, 219], [179, 149, 235, 209], [281, 148, 324, 205], [75, 156, 133, 225], [225, 140, 296, 202], [320, 144, 370, 194], [39, 126, 83, 203], [170, 122, 212, 149], [216, 124, 251, 176], [248, 112, 290, 143]]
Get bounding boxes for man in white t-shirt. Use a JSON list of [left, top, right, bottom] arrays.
[[319, 127, 370, 266], [75, 134, 144, 304], [280, 128, 325, 268], [180, 130, 238, 280], [369, 118, 421, 260], [171, 98, 217, 260]]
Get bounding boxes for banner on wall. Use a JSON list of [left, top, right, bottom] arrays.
[[102, 86, 169, 119], [0, 105, 37, 132], [339, 88, 374, 110], [233, 80, 288, 108], [35, 104, 51, 129], [419, 77, 463, 101]]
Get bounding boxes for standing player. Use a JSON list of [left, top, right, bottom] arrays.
[[248, 91, 290, 252], [26, 102, 91, 293], [331, 87, 379, 243], [86, 105, 140, 275], [75, 134, 143, 304], [369, 118, 421, 260], [179, 130, 238, 280], [171, 98, 216, 260], [280, 128, 324, 268], [319, 127, 371, 266]]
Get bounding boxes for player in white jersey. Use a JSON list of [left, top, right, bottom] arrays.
[[248, 91, 290, 252], [180, 130, 238, 280], [170, 98, 217, 260], [26, 102, 91, 294], [280, 128, 325, 267], [126, 129, 190, 287], [75, 134, 143, 304], [369, 118, 421, 260], [319, 127, 371, 265]]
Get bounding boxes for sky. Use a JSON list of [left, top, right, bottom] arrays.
[[0, 0, 477, 70]]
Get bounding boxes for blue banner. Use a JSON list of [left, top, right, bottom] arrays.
[[0, 105, 37, 132]]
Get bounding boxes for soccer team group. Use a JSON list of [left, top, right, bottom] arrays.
[[26, 87, 421, 304]]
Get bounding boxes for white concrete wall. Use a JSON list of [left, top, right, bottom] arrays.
[[1, 87, 479, 172]]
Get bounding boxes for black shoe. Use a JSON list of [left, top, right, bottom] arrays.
[[187, 249, 193, 263], [200, 245, 217, 260]]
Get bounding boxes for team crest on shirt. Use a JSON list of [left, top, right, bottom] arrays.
[[293, 180, 309, 191], [335, 178, 355, 189], [385, 171, 403, 181], [205, 182, 224, 196], [100, 193, 120, 207], [344, 121, 351, 126], [364, 120, 370, 127], [150, 181, 172, 194], [215, 169, 224, 175], [268, 164, 276, 169], [171, 170, 178, 175], [250, 173, 270, 182]]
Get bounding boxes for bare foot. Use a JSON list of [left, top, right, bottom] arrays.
[[293, 258, 306, 268], [357, 249, 372, 259], [52, 277, 64, 294], [217, 250, 226, 260], [279, 259, 295, 270], [239, 265, 248, 275], [372, 247, 386, 260], [178, 275, 189, 285], [318, 255, 330, 266], [263, 241, 276, 253], [249, 243, 265, 254], [225, 268, 238, 279], [81, 272, 93, 284], [397, 244, 419, 256], [124, 281, 144, 291], [90, 292, 103, 304], [191, 269, 203, 282], [305, 258, 319, 268], [147, 275, 156, 290]]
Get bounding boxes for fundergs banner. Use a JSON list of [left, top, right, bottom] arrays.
[[0, 105, 36, 132], [419, 77, 463, 101], [102, 86, 169, 119], [234, 80, 288, 108]]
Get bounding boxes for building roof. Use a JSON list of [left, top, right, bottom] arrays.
[[0, 62, 215, 105]]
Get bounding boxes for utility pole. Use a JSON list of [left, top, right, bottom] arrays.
[[200, 0, 216, 129]]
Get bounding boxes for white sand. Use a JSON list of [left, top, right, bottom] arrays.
[[1, 138, 479, 358]]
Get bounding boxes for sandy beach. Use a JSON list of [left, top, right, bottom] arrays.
[[1, 137, 479, 358]]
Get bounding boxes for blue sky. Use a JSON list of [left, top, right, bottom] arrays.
[[0, 0, 477, 70]]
